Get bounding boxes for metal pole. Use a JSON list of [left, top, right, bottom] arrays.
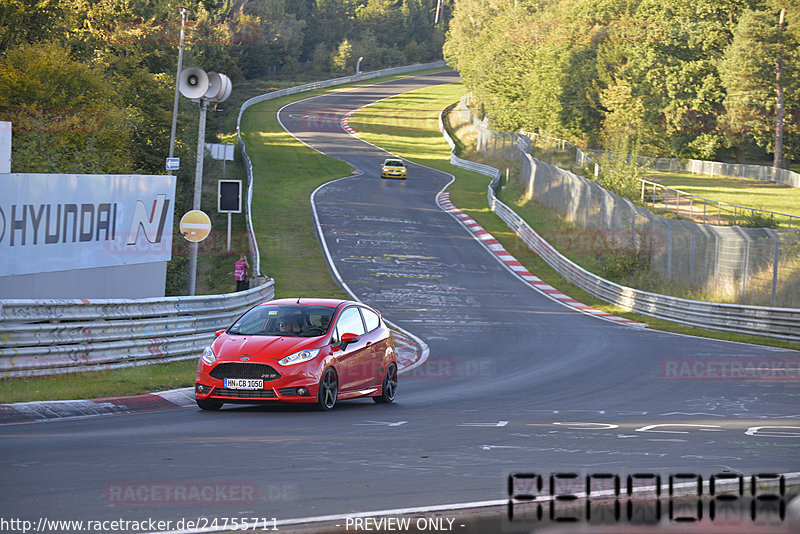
[[167, 7, 187, 176], [769, 230, 780, 306], [689, 223, 695, 283], [187, 98, 208, 296], [667, 220, 673, 280], [738, 227, 751, 300], [227, 212, 231, 252]]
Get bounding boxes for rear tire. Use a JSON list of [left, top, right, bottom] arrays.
[[318, 368, 338, 411], [196, 398, 223, 411], [373, 363, 397, 404]]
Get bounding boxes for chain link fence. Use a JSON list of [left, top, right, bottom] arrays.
[[454, 98, 800, 307], [585, 148, 800, 188]]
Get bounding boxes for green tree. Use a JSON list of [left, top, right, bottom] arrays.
[[0, 42, 135, 173], [332, 38, 353, 71], [720, 7, 799, 164], [357, 0, 403, 47], [0, 0, 66, 53], [230, 1, 306, 79]]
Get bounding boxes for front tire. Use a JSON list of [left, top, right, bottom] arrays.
[[373, 363, 397, 404], [318, 368, 338, 411], [196, 398, 223, 411]]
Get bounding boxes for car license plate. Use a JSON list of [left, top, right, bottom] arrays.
[[224, 378, 263, 389]]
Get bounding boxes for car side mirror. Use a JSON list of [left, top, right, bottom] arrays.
[[340, 332, 360, 348], [215, 329, 226, 337]]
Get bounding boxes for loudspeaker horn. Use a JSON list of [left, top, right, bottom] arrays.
[[179, 67, 209, 99], [205, 72, 232, 103]]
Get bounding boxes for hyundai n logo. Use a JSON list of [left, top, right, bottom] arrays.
[[126, 195, 170, 245], [0, 195, 170, 247]]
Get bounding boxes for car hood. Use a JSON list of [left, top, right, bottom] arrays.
[[213, 334, 323, 361]]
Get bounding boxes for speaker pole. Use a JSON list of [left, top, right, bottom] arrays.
[[187, 97, 207, 296], [167, 6, 187, 177]]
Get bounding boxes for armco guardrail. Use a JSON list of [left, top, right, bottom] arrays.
[[0, 280, 274, 378], [439, 107, 800, 342], [237, 61, 447, 275]]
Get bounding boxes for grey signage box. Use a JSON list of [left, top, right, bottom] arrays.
[[218, 179, 242, 213]]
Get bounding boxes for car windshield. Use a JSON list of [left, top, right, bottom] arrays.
[[384, 160, 403, 167], [227, 305, 336, 337]]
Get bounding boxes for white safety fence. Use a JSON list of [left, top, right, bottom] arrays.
[[584, 148, 800, 188], [439, 108, 800, 342], [0, 280, 274, 378]]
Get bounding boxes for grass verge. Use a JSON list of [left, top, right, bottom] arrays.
[[348, 82, 800, 351], [0, 361, 197, 404]]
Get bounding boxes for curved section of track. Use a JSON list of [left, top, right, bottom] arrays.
[[0, 72, 798, 530]]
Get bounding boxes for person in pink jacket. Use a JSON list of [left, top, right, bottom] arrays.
[[234, 253, 249, 292]]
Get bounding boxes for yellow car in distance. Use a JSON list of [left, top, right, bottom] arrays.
[[381, 158, 407, 179]]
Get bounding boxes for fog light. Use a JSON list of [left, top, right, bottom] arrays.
[[196, 384, 208, 393], [297, 387, 308, 396]]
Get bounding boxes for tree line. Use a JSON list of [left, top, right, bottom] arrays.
[[0, 0, 450, 176], [444, 0, 799, 166]]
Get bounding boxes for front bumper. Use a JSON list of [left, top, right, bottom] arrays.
[[196, 359, 322, 404]]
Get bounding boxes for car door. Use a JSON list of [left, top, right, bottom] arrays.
[[331, 306, 368, 392], [358, 306, 387, 388]]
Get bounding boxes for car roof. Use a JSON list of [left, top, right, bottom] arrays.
[[383, 158, 403, 163], [261, 298, 356, 308]]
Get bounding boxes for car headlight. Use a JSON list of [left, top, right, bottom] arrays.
[[202, 346, 216, 365], [278, 348, 320, 366]]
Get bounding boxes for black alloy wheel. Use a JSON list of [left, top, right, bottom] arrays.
[[318, 368, 338, 411], [373, 362, 397, 404]]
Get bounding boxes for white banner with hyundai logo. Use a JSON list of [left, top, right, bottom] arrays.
[[0, 174, 176, 276]]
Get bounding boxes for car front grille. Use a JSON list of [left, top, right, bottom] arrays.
[[213, 388, 277, 399], [209, 362, 281, 381]]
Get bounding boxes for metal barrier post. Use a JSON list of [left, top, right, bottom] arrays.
[[734, 227, 751, 300], [765, 229, 781, 306]]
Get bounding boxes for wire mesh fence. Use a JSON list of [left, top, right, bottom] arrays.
[[585, 148, 800, 187], [455, 98, 800, 307]]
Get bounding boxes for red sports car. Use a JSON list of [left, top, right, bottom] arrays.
[[195, 298, 398, 411]]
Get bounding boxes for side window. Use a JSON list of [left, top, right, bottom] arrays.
[[335, 307, 366, 337], [361, 308, 380, 333]]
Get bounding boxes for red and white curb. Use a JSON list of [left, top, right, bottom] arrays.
[[391, 330, 420, 370], [341, 111, 357, 135], [0, 388, 196, 425], [436, 192, 645, 328]]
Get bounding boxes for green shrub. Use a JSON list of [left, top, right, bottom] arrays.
[[740, 208, 779, 229]]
